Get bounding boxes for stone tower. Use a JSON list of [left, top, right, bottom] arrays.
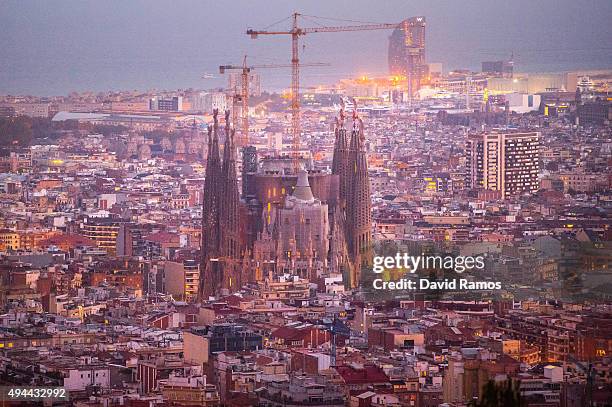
[[201, 111, 221, 268], [331, 110, 350, 208], [330, 108, 352, 282], [332, 109, 372, 288], [200, 110, 242, 299], [219, 110, 241, 288]]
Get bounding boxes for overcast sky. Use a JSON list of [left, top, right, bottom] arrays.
[[1, 0, 611, 95]]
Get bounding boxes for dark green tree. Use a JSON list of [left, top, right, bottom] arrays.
[[0, 116, 33, 146], [472, 379, 522, 407]]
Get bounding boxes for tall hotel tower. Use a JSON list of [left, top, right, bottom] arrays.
[[388, 17, 427, 95]]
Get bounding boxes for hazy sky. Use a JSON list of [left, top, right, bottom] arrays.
[[1, 0, 611, 95]]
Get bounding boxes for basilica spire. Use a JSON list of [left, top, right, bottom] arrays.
[[200, 110, 243, 299], [220, 110, 242, 289], [201, 109, 221, 265], [345, 110, 372, 288], [221, 110, 240, 259], [332, 107, 350, 208]]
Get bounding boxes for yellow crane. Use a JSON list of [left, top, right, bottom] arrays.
[[247, 13, 399, 168], [219, 56, 328, 147]]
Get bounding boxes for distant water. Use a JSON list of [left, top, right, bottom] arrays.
[[1, 0, 611, 96], [3, 51, 610, 97]]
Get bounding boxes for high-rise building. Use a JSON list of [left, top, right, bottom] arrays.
[[190, 92, 227, 113], [466, 132, 540, 198], [388, 17, 427, 96], [116, 223, 152, 257], [80, 217, 122, 256], [576, 99, 611, 125], [149, 96, 183, 111], [164, 259, 200, 301]]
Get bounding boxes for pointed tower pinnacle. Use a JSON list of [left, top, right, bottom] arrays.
[[292, 170, 315, 202], [345, 108, 372, 288], [220, 110, 240, 257], [202, 110, 221, 260], [332, 107, 350, 207], [219, 110, 242, 289], [200, 109, 223, 299]]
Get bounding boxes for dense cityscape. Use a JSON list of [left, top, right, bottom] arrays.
[[0, 7, 611, 407]]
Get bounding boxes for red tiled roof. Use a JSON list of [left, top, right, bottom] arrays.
[[40, 233, 96, 247], [335, 364, 390, 385], [271, 326, 303, 341]]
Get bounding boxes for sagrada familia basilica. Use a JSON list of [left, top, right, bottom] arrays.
[[200, 109, 372, 299]]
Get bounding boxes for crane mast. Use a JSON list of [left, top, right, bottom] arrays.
[[219, 56, 329, 147], [241, 55, 249, 147], [291, 13, 300, 169], [247, 13, 399, 172]]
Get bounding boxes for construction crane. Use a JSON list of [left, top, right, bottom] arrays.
[[247, 13, 399, 168], [219, 55, 329, 147]]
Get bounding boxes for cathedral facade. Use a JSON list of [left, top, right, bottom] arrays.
[[252, 171, 330, 282], [200, 108, 372, 298]]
